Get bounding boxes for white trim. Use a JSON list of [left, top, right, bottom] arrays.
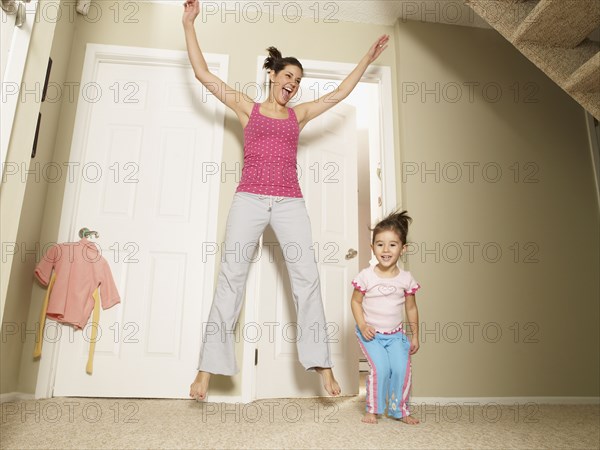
[[33, 322, 64, 399], [241, 57, 396, 403], [0, 392, 36, 403], [34, 43, 227, 399], [584, 111, 600, 209], [378, 67, 397, 214], [4, 391, 597, 406], [0, 0, 40, 179], [240, 253, 260, 403], [205, 395, 243, 404], [411, 397, 600, 405]]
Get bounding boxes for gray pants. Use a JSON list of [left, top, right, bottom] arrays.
[[198, 192, 333, 375]]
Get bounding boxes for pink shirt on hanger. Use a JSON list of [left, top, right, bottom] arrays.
[[34, 238, 120, 329]]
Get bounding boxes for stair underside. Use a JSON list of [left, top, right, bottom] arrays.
[[467, 0, 600, 119], [565, 51, 600, 92], [514, 0, 600, 47], [467, 0, 539, 41]]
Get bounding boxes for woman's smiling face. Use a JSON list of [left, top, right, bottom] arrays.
[[270, 64, 302, 105]]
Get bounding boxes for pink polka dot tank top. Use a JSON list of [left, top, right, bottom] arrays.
[[236, 102, 303, 198]]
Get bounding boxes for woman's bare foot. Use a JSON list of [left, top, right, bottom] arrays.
[[400, 415, 420, 425], [189, 371, 210, 401], [362, 412, 378, 424], [315, 367, 341, 396]]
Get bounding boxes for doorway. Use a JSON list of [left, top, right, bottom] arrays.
[[242, 58, 396, 401], [34, 44, 228, 399]]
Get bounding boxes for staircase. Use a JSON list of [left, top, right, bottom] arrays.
[[465, 0, 600, 119]]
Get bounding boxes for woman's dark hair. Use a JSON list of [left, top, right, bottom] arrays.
[[370, 210, 412, 245], [263, 46, 303, 76]]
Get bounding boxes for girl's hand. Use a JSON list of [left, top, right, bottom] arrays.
[[360, 324, 376, 341], [366, 34, 390, 64], [183, 0, 200, 25], [409, 337, 420, 355]]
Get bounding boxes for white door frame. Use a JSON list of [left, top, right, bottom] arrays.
[[241, 58, 397, 402], [34, 44, 227, 399], [1, 0, 40, 180]]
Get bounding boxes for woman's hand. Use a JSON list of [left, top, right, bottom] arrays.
[[182, 0, 200, 25], [366, 34, 390, 64]]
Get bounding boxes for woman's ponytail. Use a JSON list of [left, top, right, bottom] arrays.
[[263, 46, 283, 71]]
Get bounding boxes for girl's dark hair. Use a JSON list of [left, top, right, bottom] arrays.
[[263, 46, 303, 76], [370, 210, 412, 245]]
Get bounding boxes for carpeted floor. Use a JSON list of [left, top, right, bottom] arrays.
[[1, 395, 599, 449]]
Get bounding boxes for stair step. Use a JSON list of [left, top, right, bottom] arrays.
[[516, 39, 600, 118], [565, 51, 600, 92], [466, 0, 539, 41], [513, 0, 600, 48], [466, 0, 600, 119], [516, 39, 598, 85]]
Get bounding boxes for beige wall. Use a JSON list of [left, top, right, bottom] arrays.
[[3, 2, 598, 399], [395, 20, 599, 396]]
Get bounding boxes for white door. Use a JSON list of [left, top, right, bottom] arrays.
[[253, 100, 361, 399], [52, 46, 226, 398]]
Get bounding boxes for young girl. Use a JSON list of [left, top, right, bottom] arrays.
[[351, 210, 421, 424], [183, 0, 390, 401]]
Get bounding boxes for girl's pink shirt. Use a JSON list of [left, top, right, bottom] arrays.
[[352, 265, 420, 333]]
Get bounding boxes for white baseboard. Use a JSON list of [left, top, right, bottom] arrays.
[[410, 396, 600, 405], [0, 392, 36, 403], [204, 395, 243, 404], [2, 391, 597, 405]]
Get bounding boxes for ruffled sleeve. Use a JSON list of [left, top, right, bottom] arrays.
[[404, 271, 421, 296], [351, 268, 368, 294]]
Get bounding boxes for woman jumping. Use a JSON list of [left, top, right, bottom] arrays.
[[183, 0, 389, 401]]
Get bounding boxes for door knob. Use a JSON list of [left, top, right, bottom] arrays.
[[345, 248, 358, 260]]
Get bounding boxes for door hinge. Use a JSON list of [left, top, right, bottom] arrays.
[[254, 348, 258, 366]]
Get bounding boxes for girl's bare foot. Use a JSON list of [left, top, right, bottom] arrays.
[[189, 371, 210, 401], [315, 367, 341, 396], [362, 412, 377, 424], [400, 415, 420, 425]]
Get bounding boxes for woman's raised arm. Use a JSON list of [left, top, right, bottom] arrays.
[[294, 34, 389, 129], [183, 0, 253, 121]]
